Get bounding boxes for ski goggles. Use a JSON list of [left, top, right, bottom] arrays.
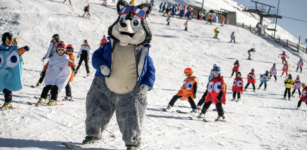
[[66, 48, 73, 52], [6, 36, 13, 42], [57, 49, 65, 52], [119, 6, 146, 19], [184, 73, 190, 76]]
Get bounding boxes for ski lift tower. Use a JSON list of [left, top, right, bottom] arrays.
[[243, 0, 282, 35]]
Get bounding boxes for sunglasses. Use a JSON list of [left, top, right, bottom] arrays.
[[6, 36, 13, 42], [119, 6, 146, 19]]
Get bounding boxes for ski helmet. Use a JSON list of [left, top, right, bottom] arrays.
[[288, 74, 292, 78], [300, 57, 302, 59], [273, 63, 276, 66], [235, 60, 239, 63], [57, 43, 65, 50], [265, 70, 269, 74], [297, 75, 299, 79], [251, 69, 254, 72], [302, 83, 306, 88], [213, 64, 217, 68], [52, 34, 59, 39], [66, 44, 74, 51], [283, 51, 285, 53], [236, 72, 241, 76], [2, 32, 13, 44], [184, 68, 193, 75], [84, 39, 88, 43], [212, 66, 221, 72]]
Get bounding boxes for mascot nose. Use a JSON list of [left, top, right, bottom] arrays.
[[120, 23, 127, 27]]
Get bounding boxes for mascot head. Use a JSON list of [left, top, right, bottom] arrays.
[[108, 0, 152, 46]]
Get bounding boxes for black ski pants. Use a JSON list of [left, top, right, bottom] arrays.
[[270, 75, 277, 80], [231, 71, 238, 77], [201, 101, 224, 117], [284, 88, 291, 98], [296, 67, 302, 72], [197, 91, 207, 106], [3, 89, 12, 103], [292, 89, 301, 96], [169, 95, 197, 110], [297, 100, 307, 108], [245, 83, 255, 90], [233, 92, 241, 99], [65, 82, 72, 97], [41, 85, 59, 101], [214, 34, 218, 38], [76, 50, 90, 74], [230, 39, 236, 43], [37, 70, 46, 84], [259, 82, 267, 89]]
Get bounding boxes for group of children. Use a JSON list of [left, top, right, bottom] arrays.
[[0, 32, 109, 108]]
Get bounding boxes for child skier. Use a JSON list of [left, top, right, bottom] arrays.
[[231, 60, 240, 77], [230, 31, 235, 43], [278, 51, 289, 64], [296, 83, 307, 110], [232, 72, 243, 102], [159, 2, 163, 12], [221, 17, 226, 26], [197, 66, 227, 122], [64, 44, 77, 101], [213, 27, 219, 38], [258, 70, 270, 90], [82, 4, 90, 18], [0, 32, 30, 109], [166, 15, 171, 25], [165, 68, 198, 113], [247, 48, 255, 60], [184, 20, 188, 31], [150, 0, 154, 7], [281, 61, 289, 77], [37, 43, 75, 105], [270, 63, 277, 82], [102, 0, 107, 6], [292, 75, 301, 97], [75, 40, 91, 77], [244, 69, 256, 92], [284, 74, 294, 100], [296, 57, 303, 73]]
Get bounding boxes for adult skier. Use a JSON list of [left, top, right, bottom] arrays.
[[75, 40, 91, 77], [232, 72, 243, 101], [231, 60, 240, 77], [0, 32, 30, 109], [258, 70, 270, 90], [37, 43, 74, 105], [82, 4, 91, 18], [296, 57, 303, 73], [278, 51, 289, 64], [247, 48, 255, 60], [244, 69, 256, 92], [292, 75, 301, 97], [270, 63, 277, 82], [281, 61, 289, 77], [99, 35, 108, 48], [213, 27, 219, 39], [165, 68, 198, 113], [197, 66, 227, 122], [230, 31, 235, 43], [64, 44, 77, 101], [284, 74, 294, 100], [296, 83, 307, 110]]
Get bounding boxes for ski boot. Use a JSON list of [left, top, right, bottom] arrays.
[[126, 145, 138, 150], [64, 96, 73, 101], [215, 116, 225, 122], [82, 136, 101, 144], [47, 99, 57, 106], [191, 109, 198, 113], [236, 98, 240, 102], [296, 107, 300, 110], [231, 98, 235, 101], [197, 113, 204, 118], [163, 105, 171, 111], [283, 96, 286, 100], [288, 98, 291, 101], [37, 98, 46, 105], [197, 105, 202, 110], [2, 102, 12, 109]]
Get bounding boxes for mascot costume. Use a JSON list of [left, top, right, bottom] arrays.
[[84, 1, 155, 150]]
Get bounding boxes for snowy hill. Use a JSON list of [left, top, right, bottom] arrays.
[[1, 0, 307, 150]]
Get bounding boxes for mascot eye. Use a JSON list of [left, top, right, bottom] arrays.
[[0, 54, 3, 67], [233, 80, 236, 86], [214, 82, 221, 93], [118, 15, 126, 25], [6, 51, 19, 68], [185, 81, 193, 90], [208, 82, 214, 92], [237, 81, 242, 87], [181, 81, 186, 88], [132, 17, 141, 28]]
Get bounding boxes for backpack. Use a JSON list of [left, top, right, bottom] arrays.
[[84, 6, 87, 11]]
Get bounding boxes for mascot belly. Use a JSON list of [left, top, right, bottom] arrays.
[[85, 0, 155, 148]]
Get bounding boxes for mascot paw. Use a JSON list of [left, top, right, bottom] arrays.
[[99, 65, 110, 76], [140, 84, 150, 95]]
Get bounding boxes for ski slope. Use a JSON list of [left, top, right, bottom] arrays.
[[0, 0, 307, 149]]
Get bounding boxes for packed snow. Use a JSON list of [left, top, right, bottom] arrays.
[[0, 0, 307, 150]]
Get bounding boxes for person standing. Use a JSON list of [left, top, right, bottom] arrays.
[[296, 83, 307, 110], [296, 57, 303, 73], [247, 48, 256, 60], [232, 72, 243, 102], [75, 40, 91, 77], [244, 69, 256, 92], [230, 31, 235, 43], [270, 63, 277, 82], [213, 27, 219, 39], [258, 70, 270, 90], [281, 61, 289, 77], [278, 51, 289, 64], [231, 60, 240, 77], [221, 17, 226, 26], [82, 4, 91, 18], [292, 75, 301, 97], [284, 74, 294, 100], [166, 15, 171, 25], [64, 44, 77, 101]]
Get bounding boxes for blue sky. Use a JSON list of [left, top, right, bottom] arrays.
[[233, 0, 307, 46]]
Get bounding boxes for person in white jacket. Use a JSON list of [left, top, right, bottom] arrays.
[[75, 39, 91, 76]]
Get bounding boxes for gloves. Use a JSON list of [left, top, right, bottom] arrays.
[[305, 96, 307, 99], [194, 94, 196, 99], [140, 84, 150, 95], [217, 91, 224, 101], [99, 65, 110, 76], [24, 46, 30, 51]]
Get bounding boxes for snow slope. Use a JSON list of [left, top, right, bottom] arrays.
[[0, 0, 307, 150]]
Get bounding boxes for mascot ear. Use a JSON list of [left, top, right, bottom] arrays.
[[136, 3, 153, 17], [116, 0, 130, 13]]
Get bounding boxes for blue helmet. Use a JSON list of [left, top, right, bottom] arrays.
[[212, 66, 221, 72], [289, 74, 292, 77]]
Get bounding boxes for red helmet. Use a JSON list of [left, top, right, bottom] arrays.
[[84, 40, 88, 43], [184, 68, 193, 75], [66, 44, 74, 51], [57, 43, 65, 49]]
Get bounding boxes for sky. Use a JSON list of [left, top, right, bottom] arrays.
[[233, 0, 307, 46]]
